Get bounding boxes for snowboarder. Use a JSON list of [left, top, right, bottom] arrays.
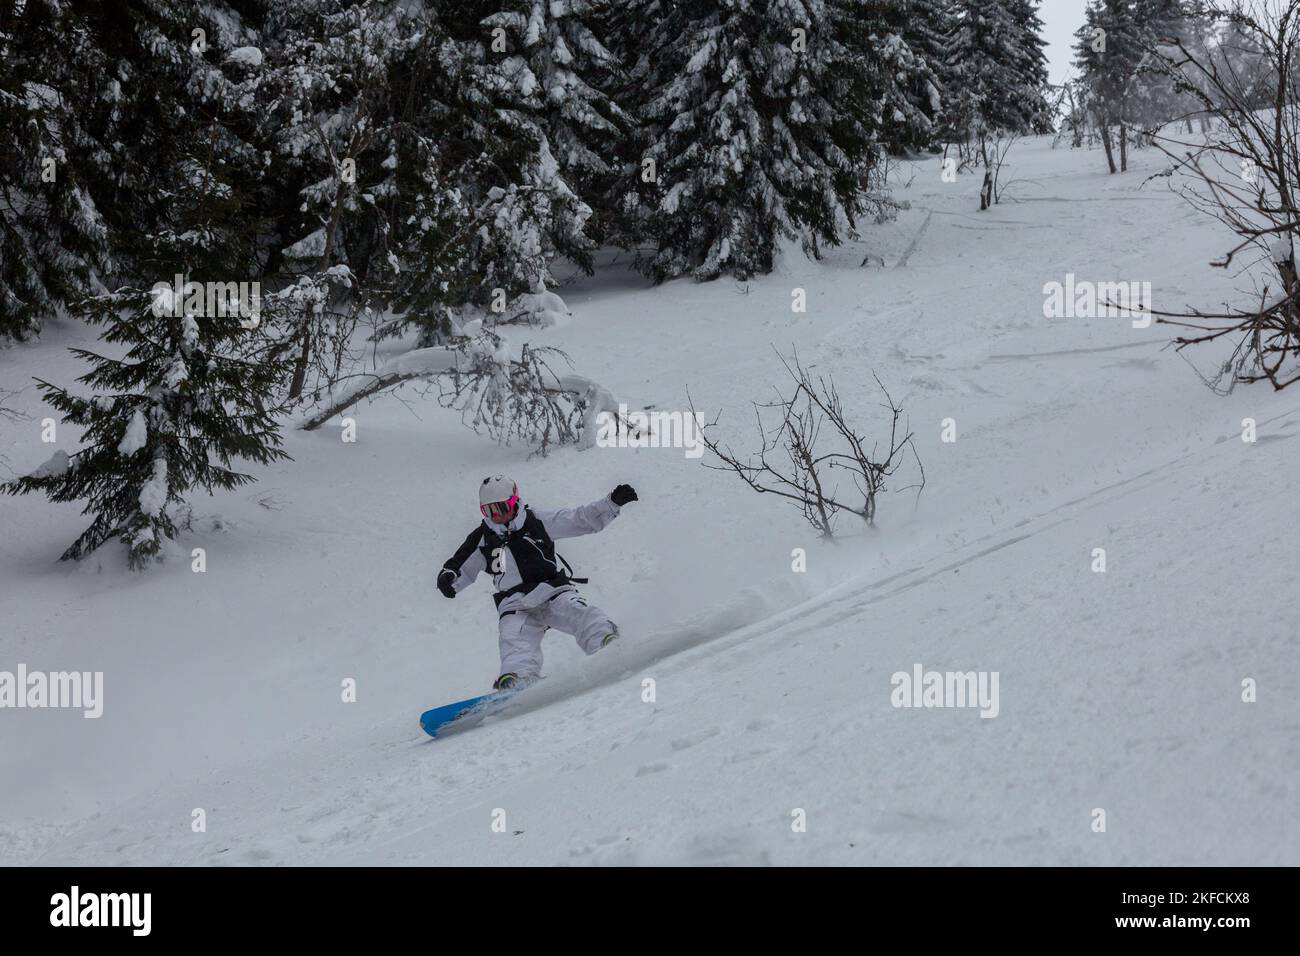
[[438, 475, 638, 691]]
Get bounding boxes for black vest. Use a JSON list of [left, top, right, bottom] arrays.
[[444, 507, 586, 608], [488, 504, 559, 587]]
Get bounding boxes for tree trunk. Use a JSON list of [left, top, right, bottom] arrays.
[[1277, 255, 1300, 331], [288, 325, 312, 400], [978, 137, 993, 210], [1119, 124, 1128, 173], [287, 124, 363, 402], [1100, 123, 1117, 174]]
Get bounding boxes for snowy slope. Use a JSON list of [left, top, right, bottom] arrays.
[[2, 137, 1297, 866]]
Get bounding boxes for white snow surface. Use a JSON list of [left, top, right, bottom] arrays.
[[1, 138, 1297, 866]]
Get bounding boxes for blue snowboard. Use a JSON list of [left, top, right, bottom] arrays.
[[419, 689, 518, 738]]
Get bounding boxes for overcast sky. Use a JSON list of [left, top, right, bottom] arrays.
[[1040, 0, 1089, 85]]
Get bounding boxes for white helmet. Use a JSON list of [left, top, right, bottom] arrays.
[[479, 475, 519, 522]]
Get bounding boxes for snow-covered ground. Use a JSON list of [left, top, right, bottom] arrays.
[[2, 137, 1297, 866]]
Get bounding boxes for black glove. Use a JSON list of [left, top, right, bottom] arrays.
[[437, 569, 457, 599], [610, 484, 638, 506]]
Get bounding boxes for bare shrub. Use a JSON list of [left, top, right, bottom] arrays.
[[690, 350, 924, 537], [1146, 1, 1300, 390]]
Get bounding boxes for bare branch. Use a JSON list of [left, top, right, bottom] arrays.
[[688, 351, 924, 537]]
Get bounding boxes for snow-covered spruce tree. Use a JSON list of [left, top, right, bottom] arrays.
[[1075, 1, 1210, 172], [0, 0, 109, 342], [478, 0, 630, 248], [383, 134, 476, 346], [385, 5, 594, 330], [1212, 6, 1273, 111], [1, 0, 265, 340], [1008, 0, 1053, 135], [861, 0, 951, 155], [621, 0, 879, 282], [259, 0, 418, 400], [598, 0, 662, 249], [364, 13, 493, 348], [943, 0, 1051, 148], [1168, 0, 1219, 132], [1127, 1, 1197, 134], [453, 0, 598, 295], [53, 1, 258, 276], [2, 118, 289, 570], [1073, 0, 1145, 173], [909, 0, 965, 151]]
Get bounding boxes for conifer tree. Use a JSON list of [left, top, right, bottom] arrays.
[[944, 0, 1051, 148], [1074, 0, 1144, 172], [620, 0, 880, 282], [860, 0, 950, 154], [0, 0, 261, 339], [0, 1, 107, 340], [385, 3, 594, 335], [480, 0, 629, 246], [3, 115, 289, 570]]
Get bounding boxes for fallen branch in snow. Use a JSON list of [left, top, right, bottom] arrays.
[[298, 348, 457, 430], [297, 332, 629, 452]]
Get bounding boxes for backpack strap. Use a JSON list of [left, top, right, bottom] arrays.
[[556, 551, 588, 584]]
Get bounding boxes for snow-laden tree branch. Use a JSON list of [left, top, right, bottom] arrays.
[[298, 332, 627, 452]]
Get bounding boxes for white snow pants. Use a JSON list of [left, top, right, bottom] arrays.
[[498, 588, 615, 678]]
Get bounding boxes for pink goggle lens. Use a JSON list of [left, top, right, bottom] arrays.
[[481, 494, 518, 520]]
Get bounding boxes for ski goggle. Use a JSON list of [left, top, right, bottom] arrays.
[[480, 494, 519, 521]]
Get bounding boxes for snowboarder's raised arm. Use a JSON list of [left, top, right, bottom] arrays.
[[438, 527, 487, 598], [533, 485, 637, 539]]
